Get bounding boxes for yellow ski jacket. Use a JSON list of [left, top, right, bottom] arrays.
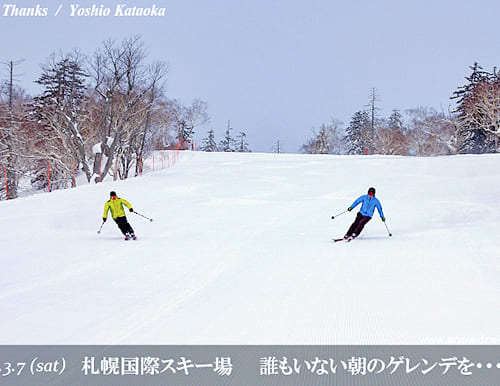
[[103, 197, 133, 219]]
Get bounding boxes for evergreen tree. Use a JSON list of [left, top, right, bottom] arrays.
[[201, 129, 218, 152], [344, 110, 372, 155], [388, 109, 404, 130], [33, 52, 92, 185], [176, 120, 194, 150], [235, 132, 250, 152], [273, 140, 281, 154], [459, 129, 489, 154], [219, 122, 235, 152], [452, 63, 500, 154]]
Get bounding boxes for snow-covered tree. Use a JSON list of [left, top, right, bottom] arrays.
[[89, 36, 168, 181], [219, 122, 235, 152], [180, 99, 209, 150], [388, 108, 404, 131], [201, 129, 218, 152], [452, 63, 500, 154], [1, 35, 212, 196], [0, 82, 28, 198], [405, 107, 455, 156], [302, 120, 343, 154], [151, 98, 208, 151], [374, 109, 408, 155], [176, 121, 194, 150], [33, 50, 92, 183], [235, 131, 250, 152], [344, 110, 372, 155]]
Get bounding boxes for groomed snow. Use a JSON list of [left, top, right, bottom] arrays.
[[1, 152, 500, 345]]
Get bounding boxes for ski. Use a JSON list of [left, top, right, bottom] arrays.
[[332, 236, 355, 243]]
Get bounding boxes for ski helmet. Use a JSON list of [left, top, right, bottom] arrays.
[[368, 187, 376, 195], [110, 191, 117, 197]]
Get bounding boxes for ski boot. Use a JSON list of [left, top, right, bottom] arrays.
[[346, 233, 357, 242]]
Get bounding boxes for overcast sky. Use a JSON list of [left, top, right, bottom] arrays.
[[1, 0, 499, 152]]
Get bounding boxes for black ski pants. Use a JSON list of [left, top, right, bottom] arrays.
[[114, 216, 134, 235], [346, 212, 371, 237]]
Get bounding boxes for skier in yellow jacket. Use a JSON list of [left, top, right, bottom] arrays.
[[103, 191, 136, 240]]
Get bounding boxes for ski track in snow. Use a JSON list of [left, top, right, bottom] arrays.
[[1, 152, 500, 345]]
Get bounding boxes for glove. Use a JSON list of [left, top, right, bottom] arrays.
[[130, 208, 134, 212], [381, 217, 386, 222], [347, 207, 352, 211], [102, 217, 107, 222]]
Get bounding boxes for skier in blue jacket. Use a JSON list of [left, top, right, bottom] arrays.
[[344, 187, 386, 240]]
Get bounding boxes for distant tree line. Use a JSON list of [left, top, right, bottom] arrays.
[[0, 35, 209, 199], [302, 64, 500, 156], [200, 121, 251, 153], [2, 58, 498, 200]]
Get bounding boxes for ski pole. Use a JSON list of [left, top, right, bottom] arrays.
[[384, 221, 392, 237], [331, 210, 348, 220], [132, 210, 153, 222], [97, 220, 105, 234]]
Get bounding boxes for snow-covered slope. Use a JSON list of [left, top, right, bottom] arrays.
[[1, 152, 500, 345]]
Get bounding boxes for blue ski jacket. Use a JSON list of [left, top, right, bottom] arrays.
[[350, 194, 385, 219]]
